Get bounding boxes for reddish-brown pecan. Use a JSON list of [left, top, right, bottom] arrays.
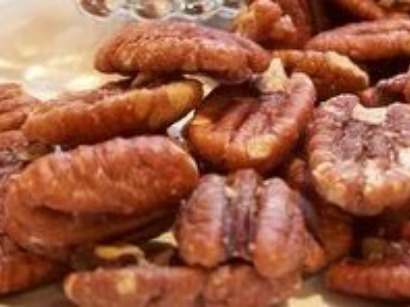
[[326, 240, 410, 300], [23, 79, 203, 146], [186, 72, 316, 174], [64, 264, 300, 307], [95, 21, 270, 83], [0, 84, 40, 132], [6, 136, 198, 215], [0, 204, 66, 294], [276, 0, 313, 42], [175, 169, 307, 280], [360, 72, 410, 107], [331, 0, 410, 20], [281, 156, 354, 273], [5, 198, 174, 263], [0, 130, 65, 294], [308, 94, 410, 215], [232, 0, 298, 48], [330, 0, 387, 19], [273, 50, 369, 100], [306, 19, 410, 62]]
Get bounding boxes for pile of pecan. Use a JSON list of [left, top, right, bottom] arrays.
[[2, 0, 410, 305]]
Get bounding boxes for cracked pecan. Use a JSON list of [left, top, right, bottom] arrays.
[[95, 21, 270, 83], [23, 78, 203, 146], [308, 94, 410, 215], [64, 264, 300, 307], [306, 19, 410, 62], [273, 50, 369, 100], [186, 71, 315, 174], [360, 72, 410, 106], [6, 136, 198, 215], [326, 240, 410, 300], [175, 169, 307, 280]]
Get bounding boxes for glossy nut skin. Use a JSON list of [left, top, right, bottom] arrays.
[[6, 136, 199, 215], [23, 79, 203, 146], [306, 19, 410, 62], [175, 169, 307, 280], [273, 50, 369, 100], [308, 94, 410, 215], [186, 73, 316, 174], [64, 264, 300, 307], [95, 21, 270, 83], [326, 241, 410, 300]]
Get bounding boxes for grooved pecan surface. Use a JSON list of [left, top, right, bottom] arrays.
[[0, 84, 39, 133], [175, 169, 306, 280], [273, 50, 369, 100], [306, 19, 410, 61], [6, 136, 198, 215], [5, 198, 173, 262], [360, 72, 410, 107], [64, 264, 299, 307], [326, 241, 410, 300], [233, 0, 298, 48], [186, 72, 315, 173], [308, 94, 410, 215], [95, 21, 270, 83], [23, 79, 203, 146]]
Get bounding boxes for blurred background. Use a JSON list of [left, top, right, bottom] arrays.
[[0, 0, 123, 99]]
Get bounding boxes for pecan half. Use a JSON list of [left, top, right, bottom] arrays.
[[0, 84, 39, 132], [6, 136, 198, 215], [175, 169, 306, 280], [273, 50, 369, 100], [64, 264, 299, 307], [5, 198, 174, 262], [95, 21, 270, 83], [23, 78, 203, 146], [326, 240, 410, 300], [331, 0, 410, 20], [360, 72, 410, 107], [306, 19, 410, 62], [186, 72, 316, 173], [308, 94, 410, 215], [232, 0, 298, 48]]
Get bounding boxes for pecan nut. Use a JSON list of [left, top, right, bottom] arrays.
[[95, 21, 270, 83], [232, 0, 298, 48], [360, 72, 410, 107], [64, 264, 300, 307], [6, 136, 198, 215], [306, 19, 410, 62], [5, 198, 174, 262], [23, 78, 203, 146], [175, 169, 307, 280], [0, 83, 39, 132], [331, 0, 410, 20], [273, 50, 369, 100], [308, 94, 410, 215], [186, 72, 316, 173], [326, 240, 410, 300]]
